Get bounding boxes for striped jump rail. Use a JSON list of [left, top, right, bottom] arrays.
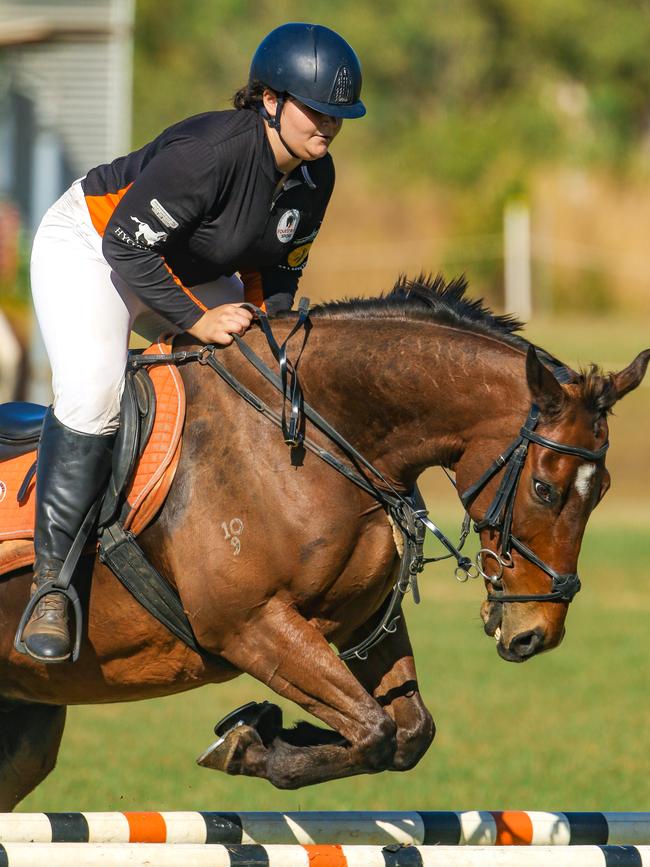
[[3, 811, 650, 846], [0, 842, 647, 866]]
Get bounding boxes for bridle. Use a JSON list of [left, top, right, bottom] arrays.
[[459, 405, 609, 604], [135, 303, 609, 661]]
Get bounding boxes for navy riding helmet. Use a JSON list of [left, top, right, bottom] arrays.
[[250, 22, 366, 120]]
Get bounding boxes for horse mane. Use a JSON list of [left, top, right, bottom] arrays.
[[311, 274, 526, 344], [308, 274, 572, 384], [284, 273, 613, 416]]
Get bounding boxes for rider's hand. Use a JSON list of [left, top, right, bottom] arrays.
[[187, 303, 254, 346]]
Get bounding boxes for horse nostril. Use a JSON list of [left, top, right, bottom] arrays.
[[509, 628, 543, 659]]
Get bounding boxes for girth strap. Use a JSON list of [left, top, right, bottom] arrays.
[[98, 523, 205, 656]]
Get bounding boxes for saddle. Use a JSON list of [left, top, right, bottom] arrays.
[[0, 337, 185, 576]]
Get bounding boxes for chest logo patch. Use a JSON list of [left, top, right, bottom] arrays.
[[276, 209, 301, 244], [287, 243, 312, 268], [0, 480, 6, 503]]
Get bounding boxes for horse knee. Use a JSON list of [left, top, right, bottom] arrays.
[[357, 711, 398, 772], [392, 707, 436, 771]]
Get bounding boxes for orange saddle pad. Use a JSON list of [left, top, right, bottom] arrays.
[[0, 338, 185, 576]]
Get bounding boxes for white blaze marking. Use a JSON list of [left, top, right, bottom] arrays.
[[574, 463, 596, 500]]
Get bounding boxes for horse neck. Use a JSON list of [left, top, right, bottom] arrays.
[[293, 317, 532, 490]]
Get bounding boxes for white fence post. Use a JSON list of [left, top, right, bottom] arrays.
[[504, 200, 532, 320]]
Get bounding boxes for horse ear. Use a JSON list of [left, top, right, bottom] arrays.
[[526, 345, 566, 416], [608, 349, 650, 405]]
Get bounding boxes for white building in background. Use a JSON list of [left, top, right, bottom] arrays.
[[0, 0, 134, 401]]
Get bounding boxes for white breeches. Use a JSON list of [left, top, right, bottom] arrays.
[[30, 180, 243, 435]]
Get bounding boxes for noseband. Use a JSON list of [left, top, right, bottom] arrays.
[[459, 405, 609, 604]]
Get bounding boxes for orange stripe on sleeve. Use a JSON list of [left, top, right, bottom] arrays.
[[84, 184, 133, 236], [162, 263, 208, 313], [85, 185, 206, 316], [493, 811, 534, 845], [240, 269, 267, 311], [124, 811, 167, 843]]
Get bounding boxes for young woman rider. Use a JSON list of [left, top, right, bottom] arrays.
[[23, 22, 365, 662]]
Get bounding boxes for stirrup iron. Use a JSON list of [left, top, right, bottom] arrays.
[[14, 580, 83, 662]]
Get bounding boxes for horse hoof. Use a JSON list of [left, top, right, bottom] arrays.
[[214, 700, 283, 745], [196, 723, 264, 774]]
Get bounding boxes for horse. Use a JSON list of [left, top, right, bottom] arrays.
[[0, 275, 646, 807]]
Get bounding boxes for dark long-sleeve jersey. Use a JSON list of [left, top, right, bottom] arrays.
[[81, 109, 335, 328]]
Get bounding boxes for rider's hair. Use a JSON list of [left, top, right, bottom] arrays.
[[232, 80, 276, 111]]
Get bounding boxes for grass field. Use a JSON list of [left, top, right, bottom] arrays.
[[20, 524, 649, 812], [16, 314, 650, 812]]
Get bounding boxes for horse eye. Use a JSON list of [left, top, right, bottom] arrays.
[[533, 479, 555, 504]]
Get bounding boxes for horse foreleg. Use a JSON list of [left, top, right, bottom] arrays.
[[208, 598, 398, 788], [345, 614, 435, 771], [0, 701, 66, 810]]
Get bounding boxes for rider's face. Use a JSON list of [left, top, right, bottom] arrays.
[[263, 91, 343, 162]]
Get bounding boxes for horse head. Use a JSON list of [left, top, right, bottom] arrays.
[[454, 345, 650, 663]]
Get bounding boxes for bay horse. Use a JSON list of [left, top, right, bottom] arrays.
[[0, 275, 647, 807]]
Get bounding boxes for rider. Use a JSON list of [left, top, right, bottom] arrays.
[[23, 22, 365, 663]]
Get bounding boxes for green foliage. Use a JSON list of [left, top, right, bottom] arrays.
[[551, 268, 615, 314]]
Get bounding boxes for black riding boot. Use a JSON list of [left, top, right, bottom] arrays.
[[22, 408, 115, 662]]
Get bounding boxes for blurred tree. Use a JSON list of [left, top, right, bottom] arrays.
[[133, 0, 650, 176]]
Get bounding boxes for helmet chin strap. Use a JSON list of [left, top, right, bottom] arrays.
[[260, 95, 302, 162]]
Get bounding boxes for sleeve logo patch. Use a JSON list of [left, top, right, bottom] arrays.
[[276, 209, 301, 243], [287, 243, 312, 268], [130, 217, 168, 247], [150, 198, 179, 229]]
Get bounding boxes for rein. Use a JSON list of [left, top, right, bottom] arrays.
[[131, 302, 608, 661]]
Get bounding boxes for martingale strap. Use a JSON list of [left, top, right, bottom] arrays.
[[102, 314, 460, 664], [241, 298, 311, 446], [102, 304, 605, 665], [203, 344, 452, 661], [116, 305, 476, 662], [227, 319, 473, 575]]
